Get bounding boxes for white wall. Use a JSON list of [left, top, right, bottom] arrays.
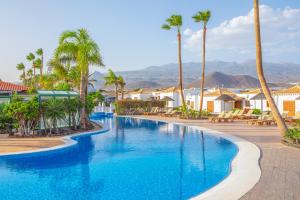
[[275, 94, 298, 114]]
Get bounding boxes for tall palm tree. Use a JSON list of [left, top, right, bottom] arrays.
[[55, 29, 104, 129], [26, 53, 36, 87], [104, 69, 119, 100], [253, 0, 288, 136], [193, 10, 211, 117], [162, 15, 187, 112], [118, 75, 126, 100], [36, 48, 44, 83], [16, 63, 26, 84], [26, 69, 34, 88]]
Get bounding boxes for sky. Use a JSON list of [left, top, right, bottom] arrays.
[[0, 0, 300, 82]]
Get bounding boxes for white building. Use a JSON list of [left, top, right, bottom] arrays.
[[126, 88, 154, 100], [273, 85, 300, 117], [154, 87, 180, 108], [185, 88, 200, 110]]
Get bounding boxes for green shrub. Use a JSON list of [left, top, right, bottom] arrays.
[[86, 91, 104, 115], [252, 109, 262, 115], [285, 128, 300, 144], [4, 94, 40, 136], [0, 103, 16, 134], [41, 98, 66, 135], [117, 100, 166, 115]]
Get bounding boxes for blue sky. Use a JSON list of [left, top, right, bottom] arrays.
[[1, 0, 300, 81]]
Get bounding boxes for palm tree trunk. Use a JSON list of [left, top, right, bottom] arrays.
[[199, 25, 207, 117], [121, 86, 124, 100], [177, 32, 186, 111], [40, 55, 43, 86], [115, 84, 119, 101], [79, 70, 88, 129], [22, 70, 26, 85], [253, 0, 288, 136], [33, 66, 36, 88]]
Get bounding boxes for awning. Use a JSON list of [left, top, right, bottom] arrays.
[[160, 96, 174, 101], [215, 94, 236, 101], [37, 90, 79, 97], [250, 93, 266, 100]]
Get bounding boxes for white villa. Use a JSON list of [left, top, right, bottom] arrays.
[[125, 87, 181, 108], [186, 88, 244, 113], [122, 84, 300, 117]]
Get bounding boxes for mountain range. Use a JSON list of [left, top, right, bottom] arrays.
[[91, 60, 300, 90]]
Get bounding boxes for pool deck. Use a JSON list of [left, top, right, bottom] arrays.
[[0, 116, 299, 199], [135, 115, 300, 200], [0, 136, 64, 153]]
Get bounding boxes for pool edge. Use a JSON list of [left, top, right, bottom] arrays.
[[127, 116, 261, 200], [0, 125, 110, 158], [0, 116, 261, 200]]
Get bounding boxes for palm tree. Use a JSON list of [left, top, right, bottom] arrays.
[[16, 63, 26, 84], [26, 53, 36, 87], [162, 15, 187, 112], [55, 29, 104, 129], [193, 10, 211, 117], [26, 69, 34, 88], [104, 69, 119, 100], [118, 75, 126, 100], [253, 0, 288, 136], [36, 48, 44, 84], [26, 53, 36, 75]]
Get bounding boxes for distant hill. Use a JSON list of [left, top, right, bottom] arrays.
[[91, 60, 299, 90], [188, 72, 277, 88]]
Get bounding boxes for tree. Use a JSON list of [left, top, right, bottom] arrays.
[[16, 63, 26, 85], [4, 95, 40, 136], [36, 48, 44, 85], [253, 0, 288, 136], [42, 98, 66, 135], [26, 53, 36, 87], [54, 29, 104, 129], [118, 75, 126, 100], [193, 10, 211, 117], [162, 15, 187, 112], [36, 48, 44, 77], [104, 69, 119, 100]]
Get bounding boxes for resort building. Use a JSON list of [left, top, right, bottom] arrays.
[[0, 81, 28, 103], [126, 88, 154, 100], [185, 88, 200, 110], [202, 88, 244, 113], [273, 85, 300, 117], [154, 87, 180, 108]]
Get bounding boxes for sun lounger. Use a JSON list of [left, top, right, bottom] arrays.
[[209, 112, 225, 123], [144, 107, 158, 115], [160, 108, 173, 116]]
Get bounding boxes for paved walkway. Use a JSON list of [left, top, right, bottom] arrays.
[[0, 136, 63, 153], [136, 115, 300, 200]]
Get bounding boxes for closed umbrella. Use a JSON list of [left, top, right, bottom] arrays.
[[215, 94, 236, 112]]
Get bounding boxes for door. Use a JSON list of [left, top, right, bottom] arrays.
[[234, 101, 243, 109], [283, 101, 295, 117], [207, 101, 214, 113]]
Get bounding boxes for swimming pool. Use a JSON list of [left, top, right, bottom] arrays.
[[0, 117, 238, 200]]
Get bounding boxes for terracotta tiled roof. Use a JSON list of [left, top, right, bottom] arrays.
[[129, 88, 155, 94], [273, 85, 300, 95], [0, 81, 28, 92], [239, 88, 261, 95], [204, 88, 234, 97], [157, 86, 179, 93]]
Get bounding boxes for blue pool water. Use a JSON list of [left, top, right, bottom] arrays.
[[0, 117, 237, 200]]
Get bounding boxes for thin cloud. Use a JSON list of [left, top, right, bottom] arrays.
[[184, 5, 300, 61]]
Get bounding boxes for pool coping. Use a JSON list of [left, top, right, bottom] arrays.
[[0, 116, 261, 200], [128, 116, 261, 200], [0, 126, 110, 158]]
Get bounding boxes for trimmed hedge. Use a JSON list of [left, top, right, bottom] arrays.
[[116, 100, 166, 115]]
